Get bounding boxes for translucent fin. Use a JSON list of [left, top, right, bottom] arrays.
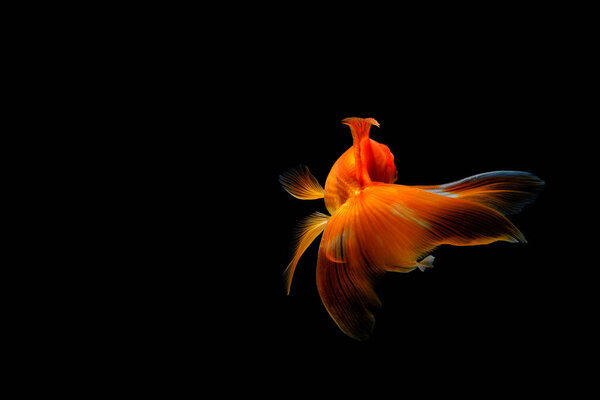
[[416, 255, 435, 272], [279, 165, 324, 200], [416, 171, 545, 215], [283, 212, 329, 294]]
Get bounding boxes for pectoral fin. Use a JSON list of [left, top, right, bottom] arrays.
[[283, 212, 329, 294], [279, 165, 324, 200]]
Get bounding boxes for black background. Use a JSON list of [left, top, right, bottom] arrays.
[[207, 41, 591, 389], [16, 7, 595, 397], [86, 20, 592, 394], [218, 67, 585, 382]]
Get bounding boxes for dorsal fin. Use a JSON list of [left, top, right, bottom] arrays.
[[341, 117, 380, 188], [341, 117, 380, 140]]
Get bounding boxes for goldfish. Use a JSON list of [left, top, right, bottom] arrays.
[[280, 117, 544, 340]]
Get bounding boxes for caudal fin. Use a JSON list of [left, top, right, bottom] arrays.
[[316, 182, 526, 340], [416, 171, 545, 215]]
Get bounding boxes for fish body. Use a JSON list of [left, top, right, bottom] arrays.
[[324, 118, 396, 214], [280, 117, 544, 340]]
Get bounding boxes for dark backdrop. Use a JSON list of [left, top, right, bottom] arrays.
[[231, 73, 580, 374], [124, 35, 588, 393], [36, 8, 594, 396]]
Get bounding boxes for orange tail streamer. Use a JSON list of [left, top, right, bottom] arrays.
[[415, 171, 545, 215]]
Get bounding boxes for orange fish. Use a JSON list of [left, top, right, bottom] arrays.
[[280, 117, 544, 340]]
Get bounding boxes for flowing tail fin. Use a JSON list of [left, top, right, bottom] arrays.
[[415, 171, 545, 215], [317, 182, 528, 340]]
